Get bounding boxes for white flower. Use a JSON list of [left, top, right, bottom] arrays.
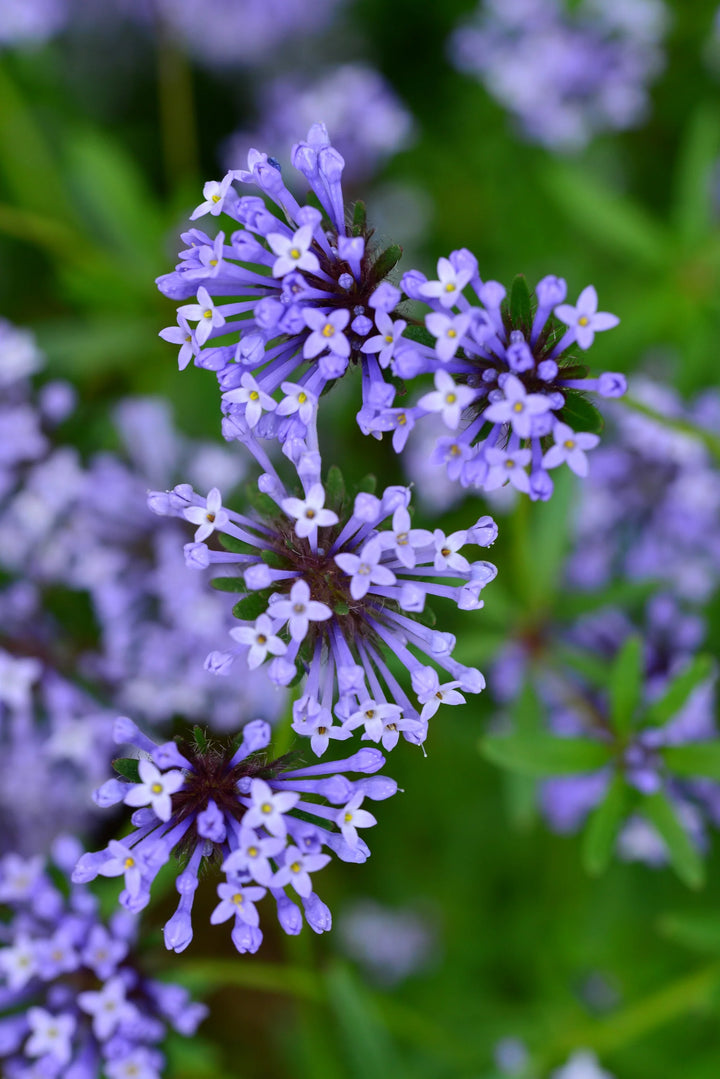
[[230, 614, 287, 669], [282, 482, 339, 539], [183, 487, 229, 543], [122, 759, 184, 822], [417, 369, 477, 429], [266, 224, 320, 277], [222, 372, 277, 428]]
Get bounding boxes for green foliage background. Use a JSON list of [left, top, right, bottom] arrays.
[[2, 2, 720, 1076]]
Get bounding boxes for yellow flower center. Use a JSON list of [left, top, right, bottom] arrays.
[[290, 247, 301, 259], [505, 459, 515, 469], [397, 532, 408, 545], [232, 892, 244, 905], [256, 633, 267, 645], [151, 783, 163, 794], [441, 547, 450, 557], [513, 402, 524, 413], [365, 709, 376, 718], [247, 846, 258, 858], [293, 602, 305, 613], [249, 390, 260, 401], [261, 802, 273, 814], [206, 512, 216, 523], [317, 725, 327, 735], [445, 393, 457, 404], [298, 392, 307, 404], [322, 323, 335, 338], [445, 282, 456, 292], [449, 444, 460, 456], [397, 413, 407, 425], [305, 508, 316, 519], [209, 258, 218, 267], [124, 857, 135, 869], [211, 194, 221, 203], [384, 334, 394, 343], [344, 812, 353, 823], [578, 315, 589, 326], [563, 438, 576, 449], [290, 861, 301, 873], [447, 328, 457, 338], [203, 309, 212, 318]]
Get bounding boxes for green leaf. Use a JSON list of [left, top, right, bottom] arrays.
[[542, 161, 669, 267], [644, 654, 714, 727], [232, 593, 269, 620], [560, 392, 605, 435], [333, 599, 350, 616], [658, 910, 720, 955], [509, 273, 532, 330], [260, 549, 285, 568], [372, 242, 403, 281], [582, 774, 629, 876], [218, 532, 249, 554], [210, 576, 246, 592], [170, 959, 323, 999], [609, 635, 643, 735], [325, 464, 346, 510], [192, 726, 209, 752], [113, 757, 140, 782], [481, 734, 612, 777], [352, 200, 367, 237], [560, 579, 660, 619], [244, 483, 278, 518], [402, 323, 435, 349], [642, 791, 705, 889], [554, 644, 611, 687], [355, 474, 377, 495], [672, 105, 720, 245], [325, 962, 403, 1079], [663, 742, 720, 781], [523, 467, 576, 610]]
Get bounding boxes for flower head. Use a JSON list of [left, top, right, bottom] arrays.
[[75, 717, 398, 954], [0, 844, 205, 1077], [148, 412, 497, 755], [157, 124, 408, 446]]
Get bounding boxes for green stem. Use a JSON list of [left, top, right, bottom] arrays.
[[156, 19, 199, 192]]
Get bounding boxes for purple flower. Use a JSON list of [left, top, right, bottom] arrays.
[[368, 265, 622, 501], [0, 850, 205, 1076], [157, 124, 409, 446], [76, 717, 398, 954], [148, 410, 496, 755]]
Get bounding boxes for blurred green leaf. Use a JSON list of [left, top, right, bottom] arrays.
[[542, 161, 669, 267], [219, 532, 249, 554], [509, 273, 532, 330], [325, 464, 346, 510], [325, 962, 404, 1079], [658, 911, 720, 955], [642, 792, 705, 889], [482, 733, 612, 777], [582, 774, 628, 877], [210, 576, 246, 592], [609, 635, 643, 736], [663, 742, 720, 780], [644, 654, 714, 727], [170, 959, 323, 999], [523, 468, 576, 610], [672, 105, 720, 246], [232, 593, 268, 620]]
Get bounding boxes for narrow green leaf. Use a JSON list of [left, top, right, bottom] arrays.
[[210, 576, 246, 592], [481, 734, 612, 777], [642, 792, 705, 889], [325, 962, 403, 1079], [371, 242, 403, 280], [543, 161, 669, 267], [192, 726, 209, 752], [170, 959, 323, 999], [672, 106, 720, 245], [644, 655, 714, 727], [554, 644, 610, 687], [658, 910, 720, 955], [232, 593, 268, 620], [402, 323, 436, 349], [260, 549, 285, 568], [352, 200, 367, 236], [113, 757, 140, 783], [582, 774, 628, 876], [355, 474, 377, 495], [524, 467, 576, 610], [244, 483, 278, 518], [325, 464, 346, 510], [218, 532, 249, 554], [609, 635, 643, 735], [560, 579, 660, 619], [663, 742, 720, 780], [509, 273, 532, 330], [560, 392, 605, 435]]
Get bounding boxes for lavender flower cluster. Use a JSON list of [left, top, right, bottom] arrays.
[[450, 0, 668, 151], [0, 841, 206, 1079], [159, 124, 625, 503]]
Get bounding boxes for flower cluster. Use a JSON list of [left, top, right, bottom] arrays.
[[450, 0, 668, 151], [75, 717, 397, 955], [223, 64, 414, 185], [566, 378, 720, 601], [0, 650, 114, 859], [149, 410, 497, 755], [0, 324, 281, 733], [0, 841, 206, 1079], [158, 123, 408, 443], [363, 265, 624, 501]]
